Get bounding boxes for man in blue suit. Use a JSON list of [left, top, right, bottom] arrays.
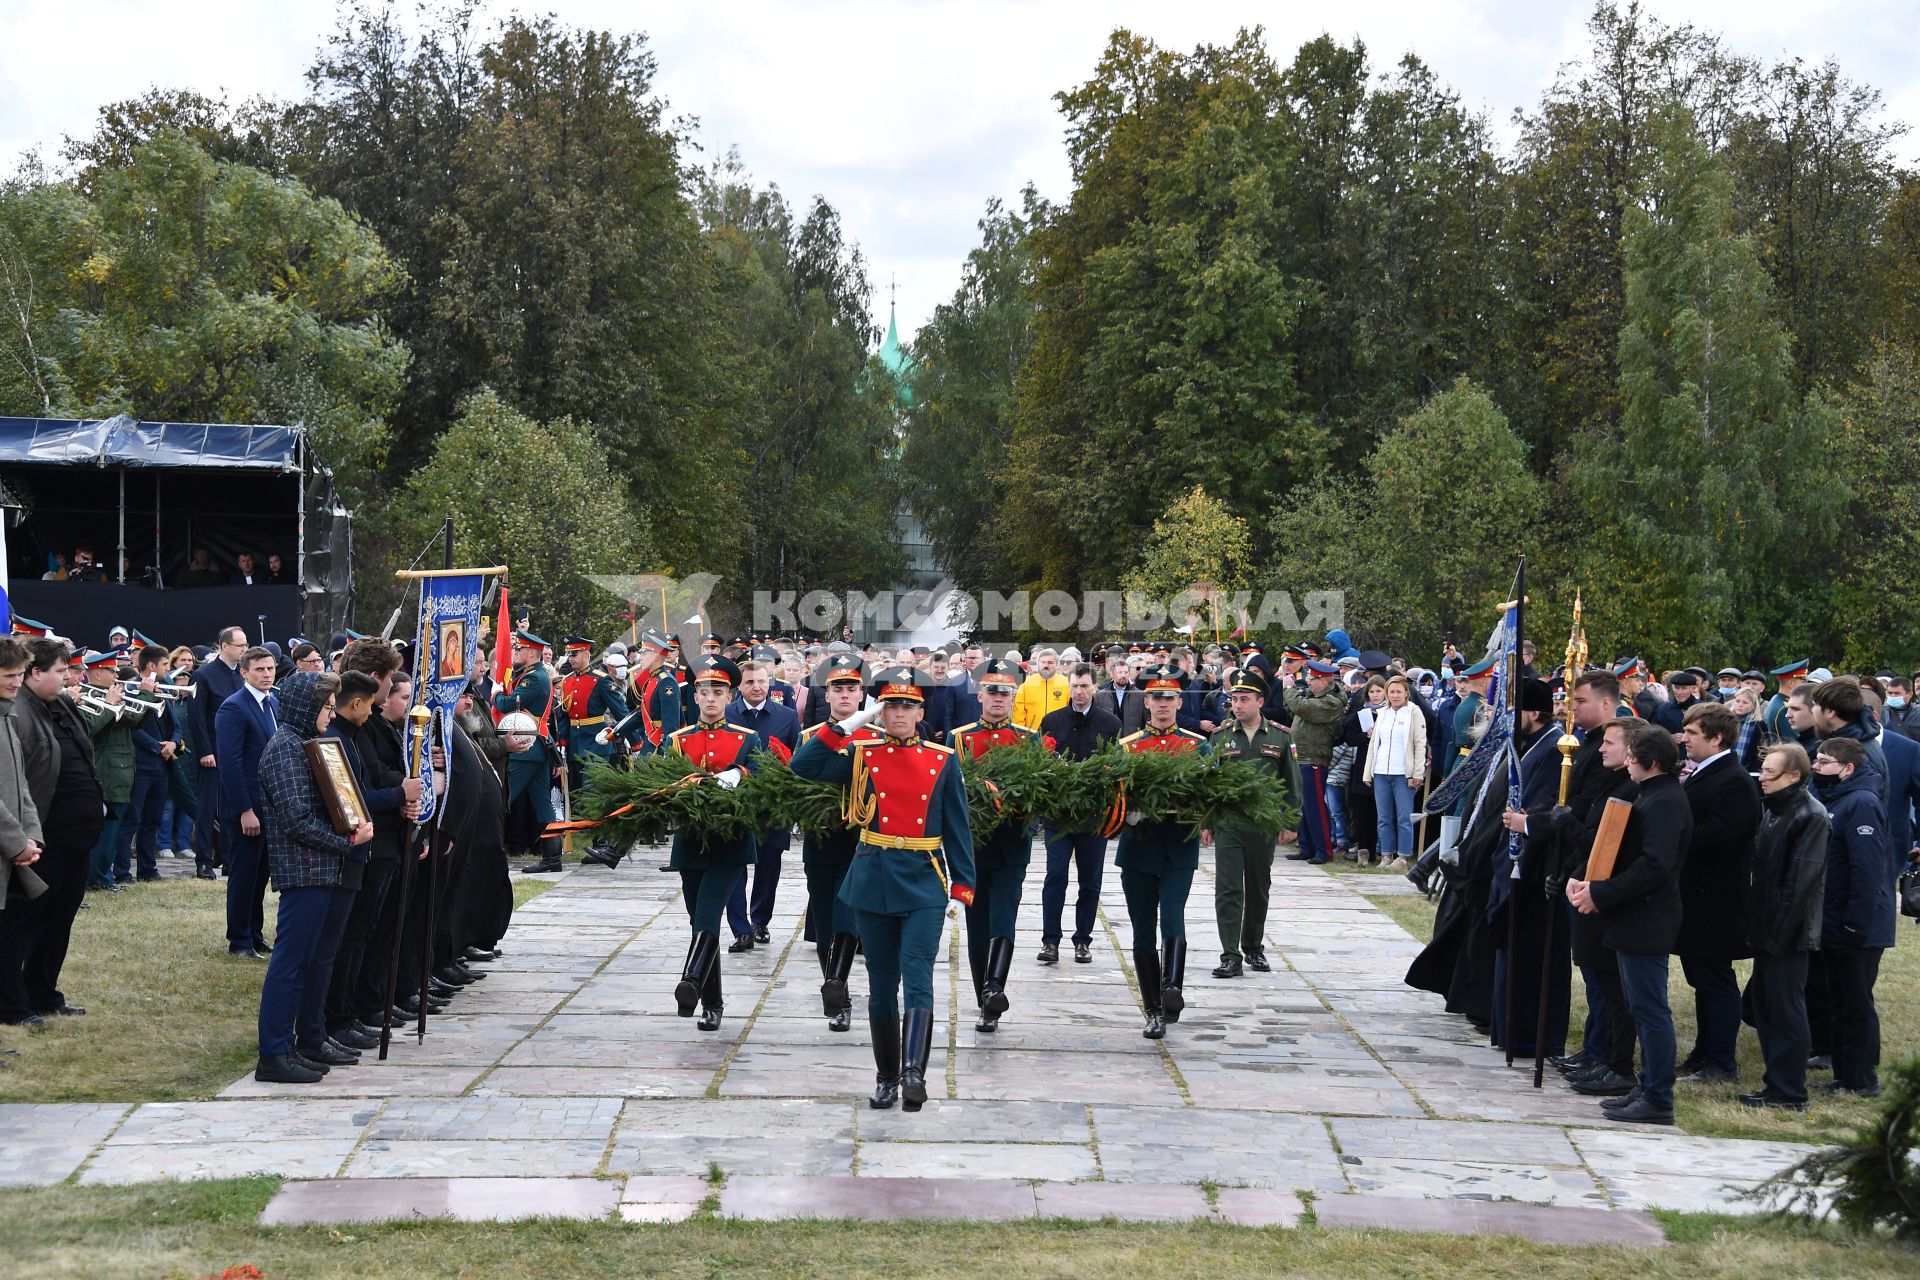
[[189, 627, 248, 879], [724, 657, 802, 949], [216, 646, 280, 957], [1863, 680, 1920, 871]]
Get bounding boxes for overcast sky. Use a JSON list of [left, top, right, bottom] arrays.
[[3, 1, 1915, 341]]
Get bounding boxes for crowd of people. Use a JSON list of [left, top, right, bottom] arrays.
[[3, 611, 1913, 1119], [0, 621, 513, 1090]]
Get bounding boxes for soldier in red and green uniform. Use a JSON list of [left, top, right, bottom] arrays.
[[622, 628, 681, 757], [1116, 666, 1210, 1040], [949, 658, 1037, 1033], [791, 666, 974, 1112], [665, 655, 759, 1032], [797, 654, 880, 1032]]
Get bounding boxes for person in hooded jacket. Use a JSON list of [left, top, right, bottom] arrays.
[[1810, 735, 1893, 1098], [1738, 743, 1828, 1110], [253, 672, 374, 1084]]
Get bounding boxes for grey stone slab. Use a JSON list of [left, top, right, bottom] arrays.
[[1097, 1143, 1349, 1192], [220, 1064, 486, 1099], [858, 1099, 1088, 1144], [81, 1140, 359, 1185], [1566, 1129, 1822, 1181], [1216, 1186, 1306, 1226], [721, 1174, 1037, 1221], [1600, 1171, 1787, 1215], [608, 1135, 855, 1178], [1341, 1157, 1610, 1207], [0, 1103, 131, 1187], [369, 1096, 621, 1142], [259, 1176, 619, 1224], [1329, 1117, 1583, 1166], [1314, 1194, 1667, 1247], [476, 1067, 714, 1097], [111, 1100, 378, 1145], [857, 1141, 1096, 1181], [501, 1035, 732, 1070], [617, 1097, 855, 1140], [1033, 1181, 1211, 1221], [344, 1139, 609, 1178]]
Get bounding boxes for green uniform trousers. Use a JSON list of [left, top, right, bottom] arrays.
[[1212, 826, 1277, 961]]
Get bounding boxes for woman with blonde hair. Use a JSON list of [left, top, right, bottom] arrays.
[[1363, 675, 1428, 870]]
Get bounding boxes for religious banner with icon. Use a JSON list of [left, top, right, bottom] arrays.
[[418, 572, 484, 824]]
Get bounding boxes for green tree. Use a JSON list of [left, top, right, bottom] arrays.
[[1574, 103, 1834, 663], [899, 191, 1039, 588], [1267, 379, 1541, 656], [1825, 347, 1920, 669], [1122, 485, 1254, 640], [384, 389, 647, 641], [0, 131, 404, 494]]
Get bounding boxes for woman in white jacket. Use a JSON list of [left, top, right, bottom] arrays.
[[1362, 675, 1428, 870]]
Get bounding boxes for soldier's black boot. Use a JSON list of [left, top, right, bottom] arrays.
[[675, 932, 718, 1017], [1136, 945, 1165, 1040], [1405, 846, 1442, 896], [869, 1016, 901, 1109], [900, 1006, 935, 1112], [1160, 938, 1188, 1024], [820, 933, 858, 1027], [976, 936, 1014, 1032], [580, 841, 623, 869], [696, 959, 723, 1031]]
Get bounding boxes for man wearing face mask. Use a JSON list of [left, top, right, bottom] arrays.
[[1714, 668, 1742, 704], [1884, 677, 1920, 739], [1809, 737, 1892, 1098]]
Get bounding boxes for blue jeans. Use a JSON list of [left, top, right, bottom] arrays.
[[1371, 774, 1415, 857], [1325, 783, 1349, 846], [1040, 829, 1106, 946], [1616, 950, 1676, 1110], [258, 884, 354, 1056]]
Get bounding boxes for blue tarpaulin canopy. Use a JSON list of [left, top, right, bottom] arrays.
[[0, 414, 303, 470]]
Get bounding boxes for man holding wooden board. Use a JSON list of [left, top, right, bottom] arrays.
[[1565, 724, 1694, 1125]]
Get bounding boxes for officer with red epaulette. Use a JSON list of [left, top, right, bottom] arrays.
[[798, 653, 881, 1032], [949, 658, 1038, 1033], [493, 630, 562, 873], [556, 636, 629, 791], [616, 628, 681, 758], [665, 655, 760, 1032], [1116, 666, 1211, 1040], [791, 665, 975, 1112]]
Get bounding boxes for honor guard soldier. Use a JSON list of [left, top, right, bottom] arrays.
[[665, 656, 760, 1032], [623, 629, 682, 757], [1611, 657, 1660, 721], [1207, 668, 1292, 978], [949, 658, 1038, 1032], [493, 630, 562, 873], [557, 636, 629, 790], [1764, 659, 1810, 743], [1116, 667, 1210, 1039], [1450, 655, 1498, 776], [791, 665, 975, 1112], [797, 654, 881, 1031]]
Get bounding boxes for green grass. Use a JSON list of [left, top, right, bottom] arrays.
[[1352, 882, 1920, 1144], [0, 872, 552, 1104], [0, 1179, 1914, 1279]]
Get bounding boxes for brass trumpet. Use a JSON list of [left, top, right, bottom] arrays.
[[139, 682, 197, 700]]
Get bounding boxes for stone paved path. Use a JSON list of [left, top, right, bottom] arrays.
[[1, 849, 1825, 1236]]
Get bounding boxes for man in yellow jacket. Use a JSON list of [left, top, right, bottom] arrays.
[[1013, 648, 1069, 730]]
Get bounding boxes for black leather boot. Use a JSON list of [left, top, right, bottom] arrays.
[[1160, 937, 1187, 1024], [255, 1053, 323, 1084], [580, 842, 624, 869], [696, 959, 723, 1031], [976, 936, 1014, 1031], [820, 933, 857, 1017], [869, 1016, 901, 1109], [675, 932, 719, 1017], [900, 1006, 935, 1112], [1136, 944, 1165, 1040], [1405, 845, 1443, 896]]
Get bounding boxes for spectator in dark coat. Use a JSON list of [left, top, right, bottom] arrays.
[[1740, 743, 1828, 1110], [1566, 725, 1694, 1125], [1811, 736, 1893, 1097], [1810, 676, 1887, 803], [188, 627, 248, 877], [1858, 678, 1920, 868], [1672, 702, 1762, 1083], [216, 647, 280, 958], [253, 672, 373, 1084], [1095, 656, 1147, 736]]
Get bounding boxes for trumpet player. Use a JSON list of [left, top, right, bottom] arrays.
[[71, 651, 158, 893], [117, 645, 183, 884]]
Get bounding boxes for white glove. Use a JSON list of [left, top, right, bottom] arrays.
[[835, 703, 884, 736], [595, 729, 614, 745], [715, 768, 742, 790], [1125, 809, 1144, 827]]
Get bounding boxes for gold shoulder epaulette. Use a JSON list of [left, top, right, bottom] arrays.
[[951, 721, 979, 737], [1117, 729, 1147, 746], [917, 739, 955, 755]]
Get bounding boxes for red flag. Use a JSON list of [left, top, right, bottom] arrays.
[[490, 583, 512, 723]]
